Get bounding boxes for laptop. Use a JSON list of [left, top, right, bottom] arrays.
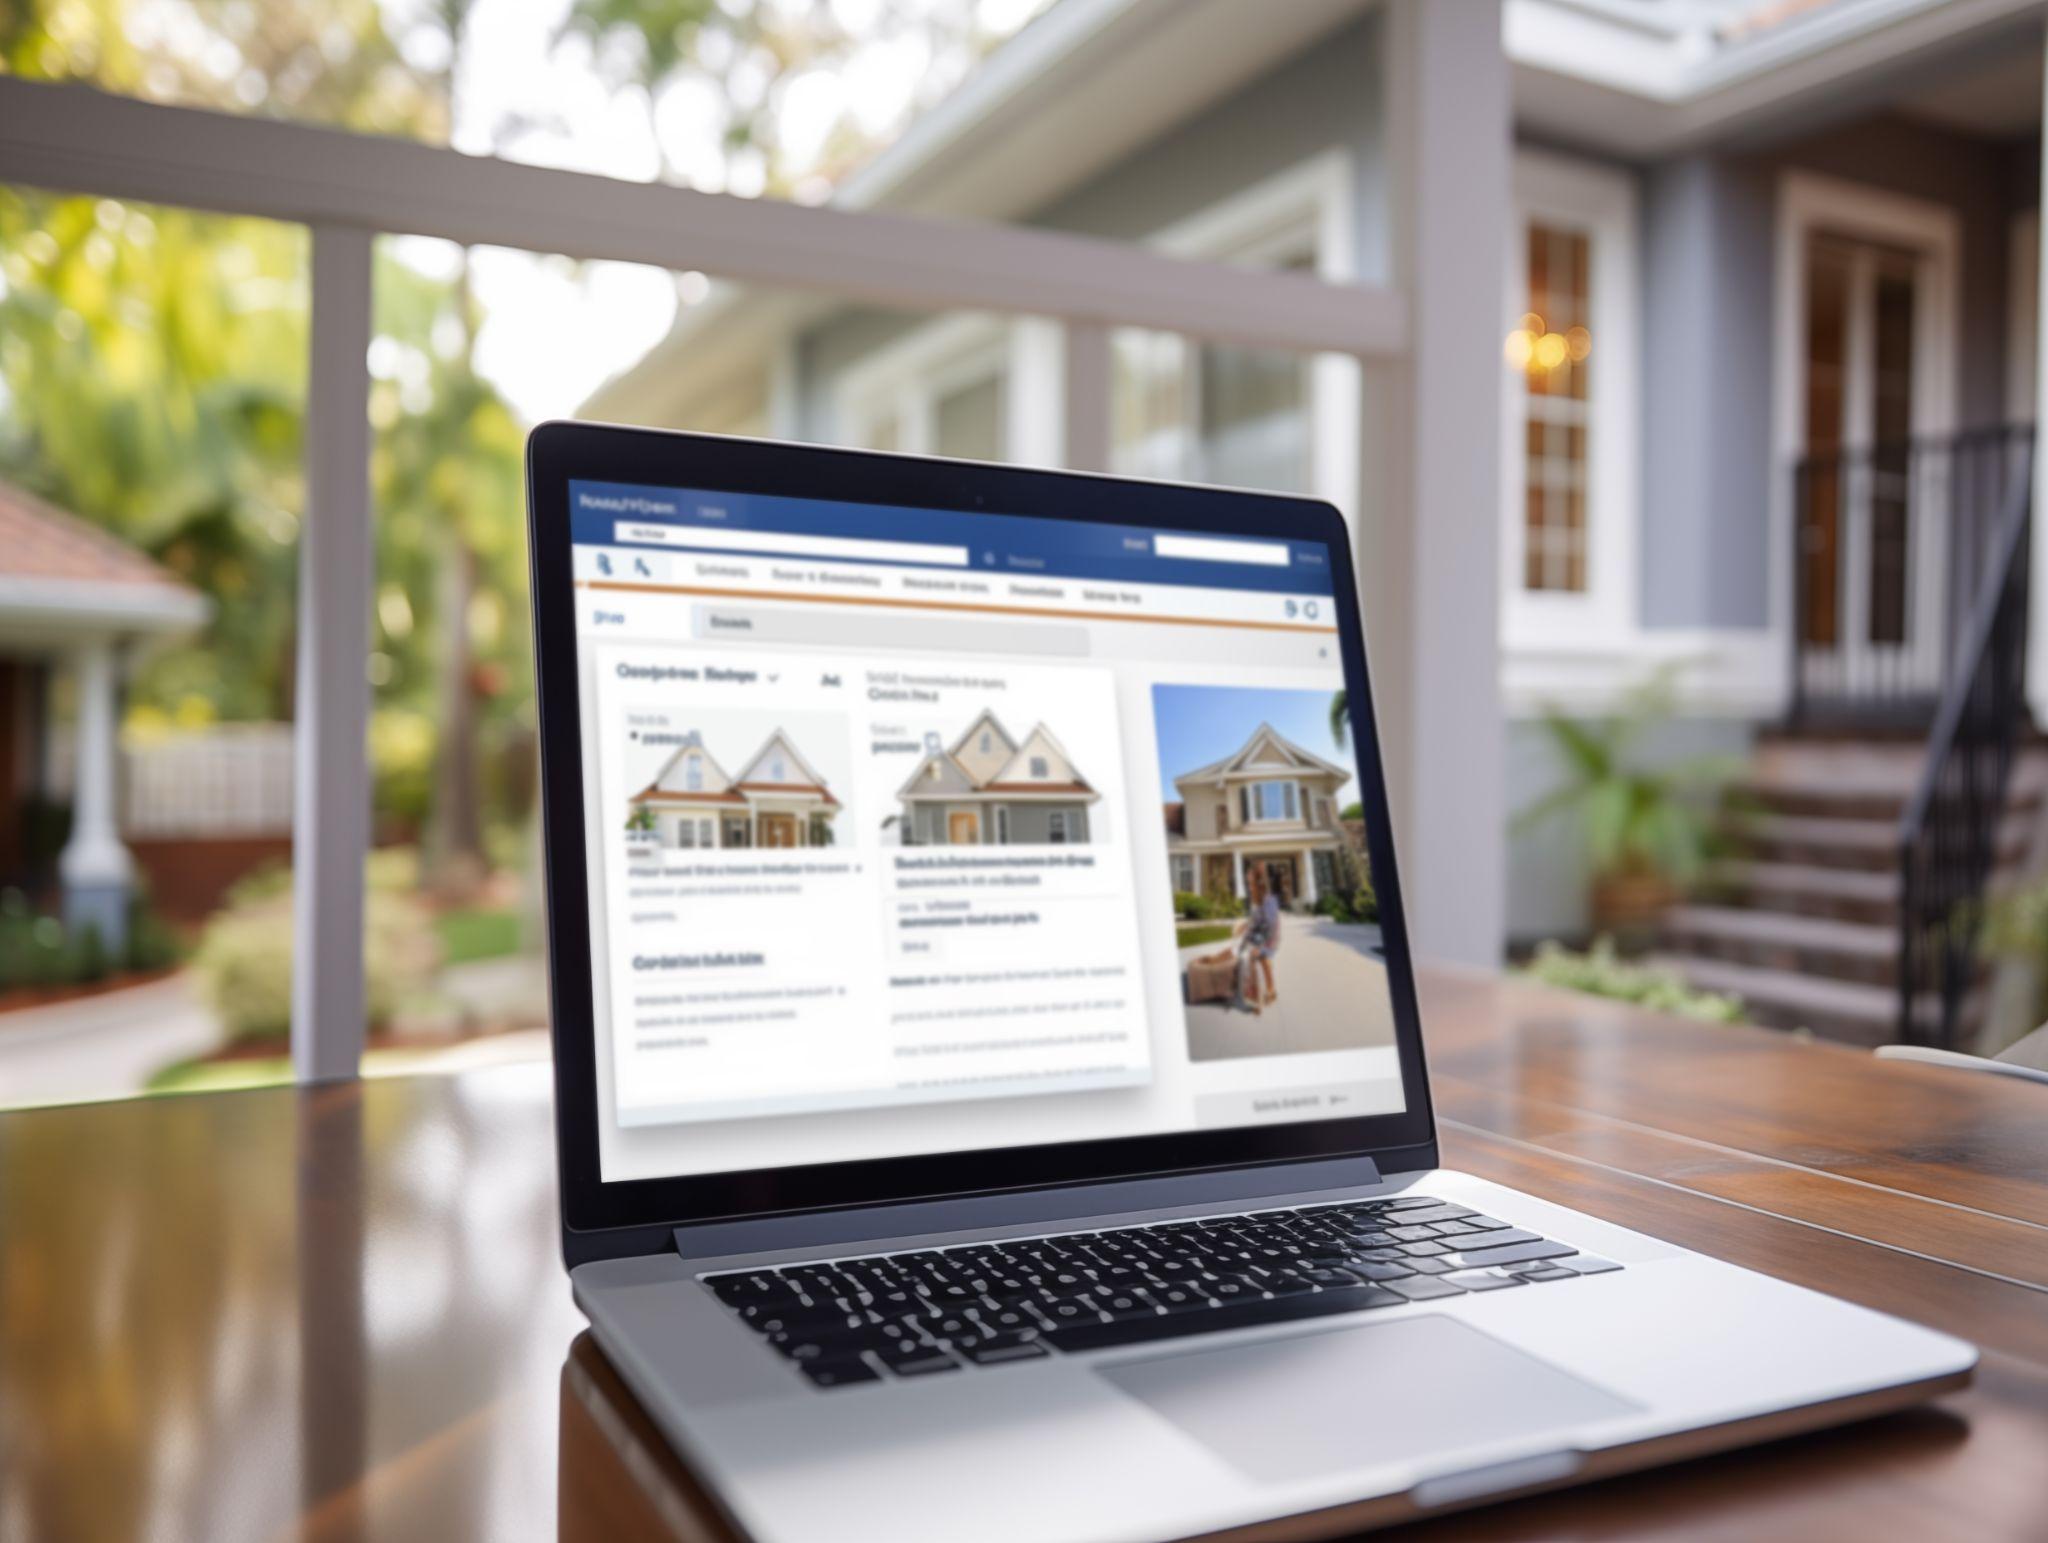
[[526, 423, 1974, 1542]]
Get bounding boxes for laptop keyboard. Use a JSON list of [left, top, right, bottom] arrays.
[[702, 1195, 1623, 1389]]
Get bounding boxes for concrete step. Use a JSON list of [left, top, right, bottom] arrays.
[[1723, 811, 2033, 873], [1646, 953, 1909, 1048], [1704, 860, 1900, 925], [1662, 904, 1896, 986]]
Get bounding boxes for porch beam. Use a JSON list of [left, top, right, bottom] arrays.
[[291, 224, 374, 1083], [0, 77, 1406, 359]]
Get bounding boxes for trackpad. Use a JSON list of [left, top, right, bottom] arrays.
[[1097, 1314, 1640, 1486]]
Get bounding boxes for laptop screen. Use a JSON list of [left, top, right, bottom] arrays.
[[567, 479, 1405, 1183]]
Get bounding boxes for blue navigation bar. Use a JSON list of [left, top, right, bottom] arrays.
[[569, 480, 1333, 596]]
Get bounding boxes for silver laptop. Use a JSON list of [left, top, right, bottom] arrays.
[[526, 423, 1973, 1541]]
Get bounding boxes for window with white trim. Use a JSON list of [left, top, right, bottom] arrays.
[[1172, 854, 1195, 892], [839, 318, 1011, 462], [1047, 810, 1069, 844], [1502, 152, 1640, 643]]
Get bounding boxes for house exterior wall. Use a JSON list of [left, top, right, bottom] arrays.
[[1634, 116, 2033, 632], [1007, 803, 1088, 843]]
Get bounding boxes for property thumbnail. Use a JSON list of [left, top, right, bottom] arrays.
[[1151, 683, 1395, 1063], [628, 722, 844, 850], [893, 708, 1100, 846]]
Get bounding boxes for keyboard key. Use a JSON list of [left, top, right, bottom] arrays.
[[875, 1340, 960, 1376], [1440, 1269, 1525, 1291], [800, 1356, 881, 1389], [957, 1332, 1050, 1366], [1517, 1265, 1578, 1282], [1385, 1224, 1441, 1242], [1397, 1240, 1449, 1257], [1438, 1240, 1576, 1271], [1348, 1261, 1416, 1282], [1380, 1275, 1466, 1301], [1450, 1227, 1539, 1250]]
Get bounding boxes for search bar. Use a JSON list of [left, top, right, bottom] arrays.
[[616, 522, 968, 568], [1153, 533, 1290, 567]]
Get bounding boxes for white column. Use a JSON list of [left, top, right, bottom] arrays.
[[1300, 849, 1318, 907], [292, 223, 374, 1083], [1231, 849, 1245, 897], [1060, 320, 1113, 473], [1366, 0, 1510, 968], [58, 636, 133, 950]]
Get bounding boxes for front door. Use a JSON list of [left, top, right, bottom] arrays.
[[947, 810, 980, 845], [1799, 230, 1937, 689], [759, 813, 798, 848]]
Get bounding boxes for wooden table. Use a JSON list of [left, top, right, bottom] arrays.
[[4, 967, 2045, 1542]]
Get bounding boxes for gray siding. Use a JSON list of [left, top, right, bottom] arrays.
[[1640, 155, 1776, 629]]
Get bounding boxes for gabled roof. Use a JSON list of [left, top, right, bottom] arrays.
[[949, 708, 1018, 760], [636, 732, 733, 803], [897, 748, 979, 799], [1173, 723, 1349, 787], [989, 722, 1094, 793], [0, 479, 208, 636], [733, 728, 840, 805]]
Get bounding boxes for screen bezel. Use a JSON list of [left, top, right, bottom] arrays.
[[527, 422, 1437, 1241]]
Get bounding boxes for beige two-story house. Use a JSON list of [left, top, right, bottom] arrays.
[[1165, 724, 1348, 908]]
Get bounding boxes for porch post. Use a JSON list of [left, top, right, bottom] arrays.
[[1300, 848, 1318, 907], [292, 223, 374, 1082], [58, 636, 133, 953], [1231, 850, 1245, 897], [1366, 0, 1509, 967], [2032, 36, 2048, 722]]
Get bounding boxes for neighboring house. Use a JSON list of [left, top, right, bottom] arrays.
[[586, 0, 2048, 1035], [896, 709, 1098, 845], [628, 729, 839, 849], [0, 479, 208, 949], [1164, 724, 1348, 909]]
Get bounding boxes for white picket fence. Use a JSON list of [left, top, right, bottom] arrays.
[[49, 723, 295, 838]]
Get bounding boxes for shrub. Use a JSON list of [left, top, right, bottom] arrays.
[[1175, 889, 1245, 921], [1522, 937, 1745, 1024], [195, 885, 439, 1042]]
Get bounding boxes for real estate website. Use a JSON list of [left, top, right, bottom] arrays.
[[567, 479, 1404, 1182]]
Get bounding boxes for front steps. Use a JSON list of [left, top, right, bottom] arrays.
[[1655, 737, 2045, 1046]]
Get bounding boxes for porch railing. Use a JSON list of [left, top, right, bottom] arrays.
[[1790, 425, 2033, 728], [1896, 442, 2032, 1048]]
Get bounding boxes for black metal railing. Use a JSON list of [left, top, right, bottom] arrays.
[[1896, 443, 2033, 1048], [1791, 426, 2033, 727]]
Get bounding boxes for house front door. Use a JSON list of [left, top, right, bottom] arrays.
[[1798, 227, 1942, 694], [947, 810, 980, 845], [759, 813, 798, 848]]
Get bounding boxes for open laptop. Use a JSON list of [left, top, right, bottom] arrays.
[[527, 423, 1974, 1542]]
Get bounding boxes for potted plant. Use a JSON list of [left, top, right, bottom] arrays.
[[1516, 665, 1735, 936]]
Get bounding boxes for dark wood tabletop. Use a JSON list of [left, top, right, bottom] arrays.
[[5, 966, 2046, 1543]]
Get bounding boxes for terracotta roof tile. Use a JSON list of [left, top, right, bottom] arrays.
[[0, 480, 197, 592]]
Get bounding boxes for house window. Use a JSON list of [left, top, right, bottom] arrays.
[[979, 730, 992, 753], [678, 819, 696, 849], [1249, 780, 1297, 821], [685, 757, 702, 791], [698, 818, 713, 846], [1029, 756, 1048, 778], [1512, 222, 1591, 593], [1048, 810, 1069, 844], [995, 806, 1010, 843], [770, 754, 785, 780], [1172, 855, 1196, 892]]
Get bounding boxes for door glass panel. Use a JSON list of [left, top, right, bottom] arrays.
[[1869, 257, 1916, 645], [1517, 222, 1591, 593], [1801, 239, 1851, 646]]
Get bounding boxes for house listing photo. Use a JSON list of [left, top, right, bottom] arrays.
[[1154, 682, 1392, 1063]]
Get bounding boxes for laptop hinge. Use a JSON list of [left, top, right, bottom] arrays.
[[668, 1153, 1387, 1263]]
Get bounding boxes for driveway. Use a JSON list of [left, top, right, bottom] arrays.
[[0, 974, 224, 1109], [1179, 915, 1394, 1062]]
